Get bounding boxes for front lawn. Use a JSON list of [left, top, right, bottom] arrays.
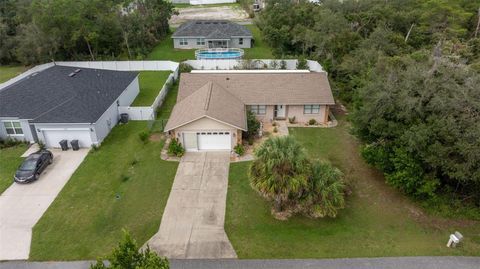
[[0, 66, 27, 83], [0, 144, 28, 194], [131, 71, 172, 106], [147, 25, 273, 61], [225, 117, 480, 258], [30, 122, 178, 260]]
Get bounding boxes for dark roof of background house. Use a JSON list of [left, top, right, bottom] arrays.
[[0, 65, 138, 123], [172, 20, 252, 38]]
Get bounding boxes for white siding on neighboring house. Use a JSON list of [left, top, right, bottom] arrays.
[[0, 118, 35, 142], [94, 76, 140, 144]]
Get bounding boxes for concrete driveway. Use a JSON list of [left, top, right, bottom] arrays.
[[146, 152, 237, 259], [0, 149, 89, 260]]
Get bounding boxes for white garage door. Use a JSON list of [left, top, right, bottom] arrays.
[[42, 129, 93, 148], [197, 131, 231, 151]]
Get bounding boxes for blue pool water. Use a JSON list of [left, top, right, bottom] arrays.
[[197, 50, 242, 59]]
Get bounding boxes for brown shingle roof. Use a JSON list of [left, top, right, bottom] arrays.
[[177, 72, 335, 105], [164, 81, 246, 132]]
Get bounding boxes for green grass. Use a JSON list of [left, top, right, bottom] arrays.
[[147, 32, 195, 62], [225, 118, 480, 258], [147, 25, 273, 61], [243, 25, 274, 59], [30, 122, 178, 260], [150, 81, 179, 133], [0, 66, 27, 83], [131, 71, 172, 106], [0, 144, 28, 194]]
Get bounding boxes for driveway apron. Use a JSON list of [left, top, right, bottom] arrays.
[[0, 149, 89, 260], [146, 152, 237, 259]]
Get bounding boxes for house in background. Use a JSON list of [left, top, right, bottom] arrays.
[[164, 71, 335, 152], [0, 65, 139, 148], [172, 20, 253, 49]]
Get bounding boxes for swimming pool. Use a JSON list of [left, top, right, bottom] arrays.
[[195, 48, 244, 59]]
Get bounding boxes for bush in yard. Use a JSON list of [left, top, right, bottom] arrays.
[[90, 230, 169, 269], [0, 138, 26, 149], [179, 63, 193, 73], [273, 127, 278, 133], [288, 116, 296, 124], [308, 119, 317, 125], [244, 110, 261, 140], [296, 56, 308, 69], [280, 60, 287, 70], [167, 138, 185, 157], [250, 136, 309, 214], [234, 144, 245, 156], [138, 131, 150, 143], [300, 161, 346, 218]]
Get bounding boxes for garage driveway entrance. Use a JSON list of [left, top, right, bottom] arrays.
[[0, 149, 88, 260], [146, 152, 236, 259]]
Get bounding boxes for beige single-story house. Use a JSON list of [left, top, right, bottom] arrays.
[[164, 72, 335, 152]]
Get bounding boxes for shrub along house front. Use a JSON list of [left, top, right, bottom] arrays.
[[164, 71, 335, 152]]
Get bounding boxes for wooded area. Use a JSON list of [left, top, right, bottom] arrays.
[[0, 0, 176, 65], [258, 0, 480, 212]]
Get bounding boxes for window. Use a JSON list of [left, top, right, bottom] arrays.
[[179, 38, 188, 46], [196, 38, 205, 46], [3, 120, 23, 135], [239, 38, 244, 45], [304, 105, 320, 114], [248, 105, 266, 115]]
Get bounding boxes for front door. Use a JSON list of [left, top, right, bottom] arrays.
[[275, 105, 286, 118]]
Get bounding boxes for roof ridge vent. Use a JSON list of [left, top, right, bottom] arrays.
[[68, 72, 76, 77], [204, 82, 213, 110], [74, 68, 82, 73]]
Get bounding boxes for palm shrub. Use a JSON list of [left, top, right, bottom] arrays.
[[301, 161, 345, 218], [167, 138, 185, 157], [91, 230, 169, 269], [249, 136, 310, 212]]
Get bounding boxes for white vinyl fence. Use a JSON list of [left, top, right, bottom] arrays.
[[119, 73, 175, 120], [183, 59, 325, 73]]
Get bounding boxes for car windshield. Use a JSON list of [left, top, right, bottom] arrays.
[[19, 160, 37, 171]]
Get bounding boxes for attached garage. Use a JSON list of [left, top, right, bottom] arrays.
[[42, 129, 93, 148], [182, 131, 232, 152]]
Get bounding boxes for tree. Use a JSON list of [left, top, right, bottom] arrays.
[[244, 110, 260, 139], [301, 161, 346, 218], [91, 230, 169, 269], [249, 136, 309, 213]]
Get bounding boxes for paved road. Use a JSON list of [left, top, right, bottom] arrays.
[[145, 152, 236, 259], [0, 149, 89, 260], [1, 257, 480, 269]]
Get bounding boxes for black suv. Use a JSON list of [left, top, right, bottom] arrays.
[[14, 150, 53, 183]]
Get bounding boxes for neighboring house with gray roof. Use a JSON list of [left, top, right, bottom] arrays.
[[165, 71, 335, 152], [172, 20, 253, 49], [0, 65, 139, 148]]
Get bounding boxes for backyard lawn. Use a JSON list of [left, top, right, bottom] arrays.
[[147, 25, 273, 61], [150, 81, 179, 133], [30, 122, 178, 260], [131, 71, 172, 106], [0, 144, 28, 194], [225, 117, 480, 258], [0, 66, 27, 83]]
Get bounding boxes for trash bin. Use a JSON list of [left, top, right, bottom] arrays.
[[59, 139, 69, 151], [70, 140, 79, 151], [120, 113, 129, 124]]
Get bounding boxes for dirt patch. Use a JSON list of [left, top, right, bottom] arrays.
[[149, 133, 164, 142], [170, 6, 251, 27]]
